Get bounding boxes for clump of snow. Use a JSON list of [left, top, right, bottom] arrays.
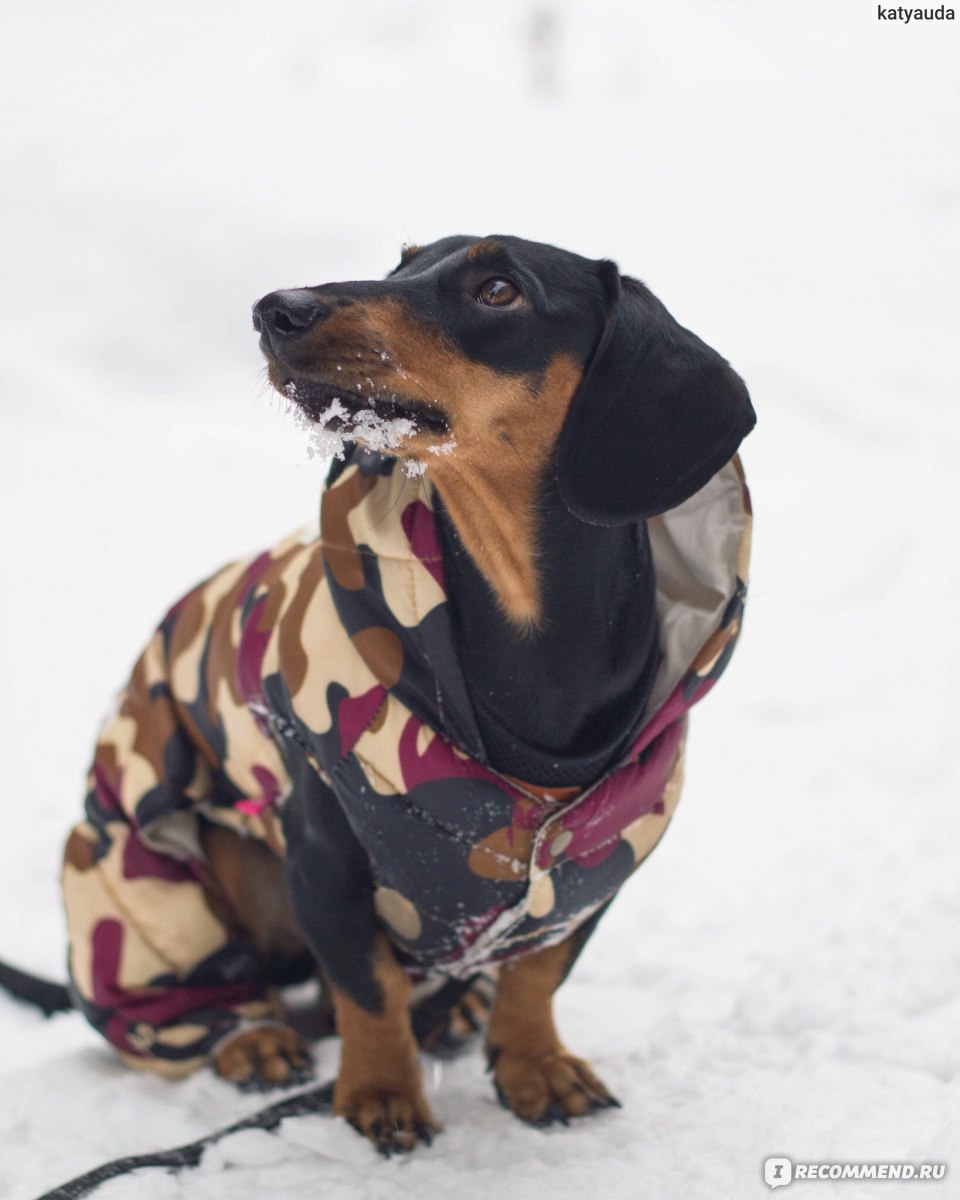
[[346, 407, 419, 453], [283, 383, 420, 461]]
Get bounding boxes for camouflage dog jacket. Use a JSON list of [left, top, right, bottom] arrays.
[[62, 449, 752, 1075]]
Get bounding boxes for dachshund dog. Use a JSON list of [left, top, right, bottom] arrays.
[[60, 235, 755, 1154]]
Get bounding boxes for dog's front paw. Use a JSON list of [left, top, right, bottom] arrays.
[[213, 1024, 313, 1092], [335, 1082, 439, 1156], [490, 1049, 620, 1126]]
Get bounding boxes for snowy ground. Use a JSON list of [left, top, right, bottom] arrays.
[[1, 2, 958, 1197]]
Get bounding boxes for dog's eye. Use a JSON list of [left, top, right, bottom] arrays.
[[477, 278, 522, 308]]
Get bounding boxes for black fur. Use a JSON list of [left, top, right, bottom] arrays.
[[436, 485, 662, 785], [280, 753, 384, 1015], [557, 264, 756, 524]]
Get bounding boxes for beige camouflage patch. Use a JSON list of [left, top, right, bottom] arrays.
[[62, 821, 230, 998], [288, 575, 377, 737], [352, 696, 407, 797], [351, 626, 404, 689], [374, 887, 422, 941], [343, 469, 446, 628]]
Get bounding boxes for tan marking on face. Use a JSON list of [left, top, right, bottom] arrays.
[[467, 238, 503, 261], [270, 296, 585, 624], [424, 351, 584, 627], [399, 243, 422, 264], [312, 301, 585, 624]]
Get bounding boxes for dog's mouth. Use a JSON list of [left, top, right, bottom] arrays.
[[282, 377, 450, 437], [278, 375, 453, 462]]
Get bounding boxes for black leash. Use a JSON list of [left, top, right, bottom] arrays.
[[2, 960, 480, 1199], [33, 1080, 336, 1200], [0, 959, 72, 1017]]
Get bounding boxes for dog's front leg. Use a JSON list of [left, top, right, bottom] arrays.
[[329, 933, 437, 1153], [282, 761, 437, 1154], [486, 917, 620, 1126]]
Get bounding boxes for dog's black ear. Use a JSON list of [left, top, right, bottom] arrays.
[[556, 262, 756, 525]]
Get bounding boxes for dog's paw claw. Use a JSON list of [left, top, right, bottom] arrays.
[[338, 1087, 439, 1155], [527, 1101, 570, 1128]]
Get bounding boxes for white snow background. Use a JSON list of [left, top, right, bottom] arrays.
[[1, 2, 958, 1197]]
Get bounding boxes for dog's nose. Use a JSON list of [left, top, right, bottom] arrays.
[[252, 290, 326, 340]]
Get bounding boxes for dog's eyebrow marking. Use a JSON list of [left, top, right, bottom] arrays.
[[467, 239, 504, 262], [399, 243, 423, 264]]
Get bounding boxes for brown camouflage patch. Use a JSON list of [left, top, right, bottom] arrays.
[[277, 549, 325, 695], [165, 585, 207, 690], [125, 654, 180, 785], [351, 626, 404, 689], [320, 468, 379, 591], [467, 796, 540, 882], [202, 544, 301, 717], [63, 826, 97, 872]]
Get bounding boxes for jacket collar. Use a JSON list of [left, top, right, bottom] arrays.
[[320, 445, 752, 787]]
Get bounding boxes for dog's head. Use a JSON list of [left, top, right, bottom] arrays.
[[254, 234, 755, 525]]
